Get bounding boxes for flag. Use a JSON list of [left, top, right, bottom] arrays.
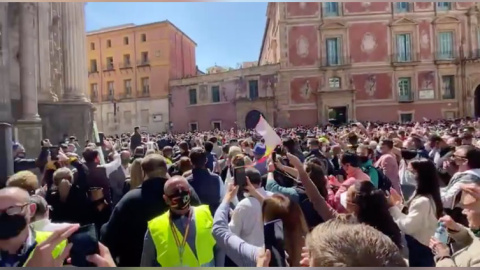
[[255, 116, 281, 162]]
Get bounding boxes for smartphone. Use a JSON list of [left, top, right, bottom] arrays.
[[96, 132, 105, 147], [264, 219, 286, 267], [271, 152, 277, 163], [68, 224, 99, 267], [49, 146, 59, 161], [234, 159, 247, 187]]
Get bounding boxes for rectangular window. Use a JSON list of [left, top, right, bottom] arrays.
[[400, 113, 413, 123], [90, 42, 95, 50], [438, 32, 454, 59], [442, 75, 455, 99], [396, 2, 409, 13], [123, 54, 131, 67], [90, 60, 97, 72], [189, 89, 197, 105], [107, 81, 114, 98], [106, 57, 114, 70], [248, 80, 259, 100], [396, 33, 412, 62], [123, 37, 129, 45], [326, 38, 341, 66], [398, 77, 412, 102], [141, 34, 147, 42], [124, 79, 132, 95], [90, 83, 98, 99], [212, 121, 221, 130], [141, 52, 149, 64], [324, 2, 339, 17], [211, 86, 220, 103], [437, 2, 451, 11], [329, 77, 341, 88], [106, 39, 112, 48], [140, 109, 149, 125], [141, 77, 149, 94], [190, 123, 198, 132]]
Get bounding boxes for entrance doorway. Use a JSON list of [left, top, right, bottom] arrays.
[[245, 110, 265, 129], [475, 85, 480, 118], [328, 106, 347, 125]]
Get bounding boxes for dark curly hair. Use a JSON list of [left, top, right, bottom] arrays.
[[352, 181, 403, 249]]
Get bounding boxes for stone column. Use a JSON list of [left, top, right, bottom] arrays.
[[0, 3, 12, 123], [36, 2, 52, 102], [19, 2, 41, 121], [16, 2, 43, 158], [61, 2, 87, 101]]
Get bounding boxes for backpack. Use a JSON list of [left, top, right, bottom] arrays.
[[363, 165, 392, 193]]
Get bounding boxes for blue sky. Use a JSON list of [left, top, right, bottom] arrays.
[[85, 2, 268, 72]]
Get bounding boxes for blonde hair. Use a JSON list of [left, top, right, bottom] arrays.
[[52, 167, 74, 187], [6, 171, 39, 194], [228, 146, 242, 160], [129, 158, 144, 190], [306, 220, 406, 267]]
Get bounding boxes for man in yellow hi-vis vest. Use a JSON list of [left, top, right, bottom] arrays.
[[0, 187, 66, 267], [141, 176, 217, 267]]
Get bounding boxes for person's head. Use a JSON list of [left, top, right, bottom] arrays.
[[460, 185, 480, 228], [306, 220, 406, 267], [129, 158, 144, 190], [408, 159, 443, 218], [356, 144, 373, 164], [13, 143, 26, 159], [253, 143, 266, 159], [134, 146, 145, 158], [162, 146, 173, 159], [141, 154, 167, 179], [189, 147, 207, 169], [262, 194, 308, 267], [83, 147, 100, 164], [340, 152, 361, 175], [344, 181, 403, 248], [30, 195, 49, 222], [379, 139, 394, 155], [0, 187, 36, 244], [305, 160, 328, 199], [178, 157, 193, 173], [120, 150, 131, 166], [52, 167, 74, 187], [134, 126, 140, 133], [429, 134, 445, 149], [461, 133, 473, 145], [228, 146, 242, 165], [308, 138, 319, 151], [6, 171, 39, 195], [145, 149, 156, 156], [179, 141, 189, 153], [222, 144, 230, 157], [66, 143, 76, 154], [245, 167, 262, 189], [204, 141, 214, 153], [208, 137, 218, 145], [163, 176, 191, 215], [452, 145, 480, 172]]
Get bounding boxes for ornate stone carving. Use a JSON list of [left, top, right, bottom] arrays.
[[300, 80, 312, 100], [361, 33, 377, 54], [365, 75, 376, 96]]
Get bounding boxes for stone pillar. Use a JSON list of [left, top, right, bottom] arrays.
[[61, 2, 87, 101], [0, 3, 12, 123], [16, 2, 43, 158], [36, 2, 53, 102], [19, 3, 41, 121]]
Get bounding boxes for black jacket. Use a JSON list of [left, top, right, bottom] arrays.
[[130, 133, 142, 151], [100, 177, 201, 267], [14, 147, 49, 173]]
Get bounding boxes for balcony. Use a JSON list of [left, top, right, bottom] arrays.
[[103, 64, 115, 72], [320, 55, 351, 69], [137, 59, 150, 67], [120, 90, 132, 99], [138, 88, 150, 98], [88, 68, 99, 74], [103, 94, 115, 102], [434, 51, 458, 64], [391, 52, 420, 66], [398, 92, 414, 103], [119, 62, 132, 69]]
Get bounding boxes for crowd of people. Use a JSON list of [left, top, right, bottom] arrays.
[[1, 118, 480, 267]]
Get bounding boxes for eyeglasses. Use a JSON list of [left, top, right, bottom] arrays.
[[0, 203, 29, 216], [451, 154, 467, 160]]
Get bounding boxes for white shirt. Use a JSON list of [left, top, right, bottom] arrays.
[[31, 219, 72, 232], [228, 187, 273, 247], [389, 195, 437, 246]]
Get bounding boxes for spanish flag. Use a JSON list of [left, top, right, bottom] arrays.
[[255, 116, 282, 162]]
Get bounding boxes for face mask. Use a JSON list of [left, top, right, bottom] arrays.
[[0, 213, 27, 240], [358, 156, 369, 164], [321, 146, 327, 153], [168, 190, 191, 211]]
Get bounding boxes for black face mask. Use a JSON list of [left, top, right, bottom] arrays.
[[358, 156, 370, 164], [168, 190, 191, 211], [0, 213, 27, 240]]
